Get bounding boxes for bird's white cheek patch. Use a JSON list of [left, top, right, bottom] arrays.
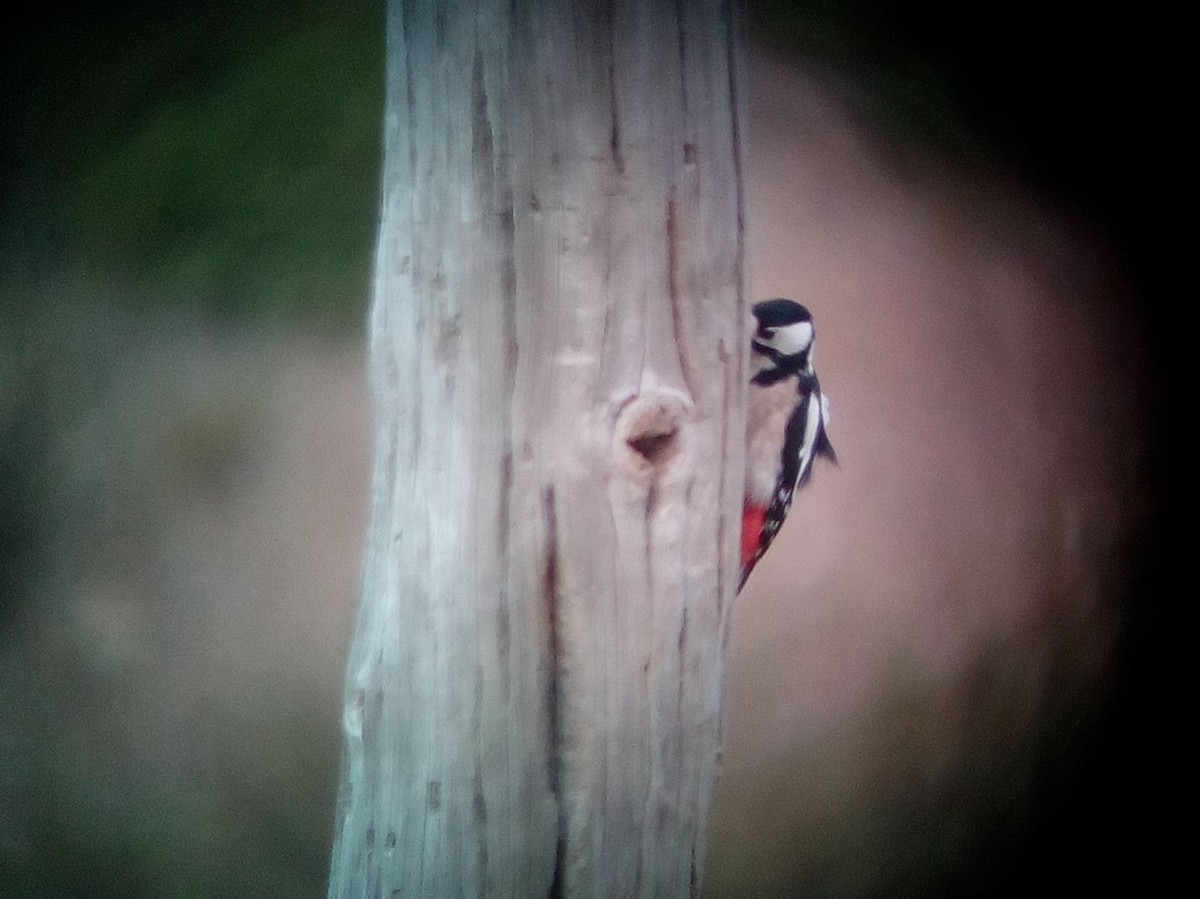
[[769, 321, 813, 357]]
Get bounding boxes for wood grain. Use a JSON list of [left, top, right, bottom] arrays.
[[328, 2, 748, 895]]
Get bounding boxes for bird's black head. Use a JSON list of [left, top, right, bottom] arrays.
[[751, 299, 816, 381], [753, 298, 812, 331]]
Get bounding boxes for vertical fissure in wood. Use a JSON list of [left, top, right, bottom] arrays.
[[722, 0, 746, 612], [399, 0, 419, 187], [605, 0, 625, 175], [542, 486, 566, 899], [677, 607, 688, 711], [690, 844, 699, 899], [665, 197, 695, 399], [665, 197, 679, 319], [497, 449, 514, 681], [717, 346, 732, 604], [499, 226, 518, 699], [470, 46, 495, 205], [472, 32, 519, 694], [673, 0, 690, 121], [723, 0, 746, 256], [642, 477, 660, 643], [472, 669, 490, 895]]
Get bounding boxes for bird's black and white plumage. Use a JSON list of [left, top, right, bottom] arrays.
[[740, 298, 836, 591]]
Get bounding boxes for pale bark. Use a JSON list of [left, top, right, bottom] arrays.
[[328, 1, 747, 896]]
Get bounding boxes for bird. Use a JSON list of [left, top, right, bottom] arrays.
[[740, 298, 837, 591]]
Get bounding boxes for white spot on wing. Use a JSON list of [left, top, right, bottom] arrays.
[[795, 391, 823, 484]]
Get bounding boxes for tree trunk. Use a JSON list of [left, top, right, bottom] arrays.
[[328, 1, 747, 896]]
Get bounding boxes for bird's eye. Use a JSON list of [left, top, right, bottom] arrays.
[[761, 327, 776, 338]]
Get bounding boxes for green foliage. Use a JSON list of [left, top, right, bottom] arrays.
[[1, 14, 383, 890], [2, 2, 383, 329]]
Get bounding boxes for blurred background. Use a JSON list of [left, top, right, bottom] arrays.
[[1, 2, 1176, 897]]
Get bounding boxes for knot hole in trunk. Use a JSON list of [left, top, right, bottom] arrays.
[[616, 393, 689, 476]]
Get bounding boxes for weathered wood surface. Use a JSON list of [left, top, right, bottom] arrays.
[[328, 1, 747, 896]]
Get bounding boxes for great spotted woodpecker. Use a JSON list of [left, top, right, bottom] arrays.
[[741, 299, 837, 591]]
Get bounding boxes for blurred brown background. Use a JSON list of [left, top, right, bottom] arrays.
[[1, 2, 1177, 897]]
